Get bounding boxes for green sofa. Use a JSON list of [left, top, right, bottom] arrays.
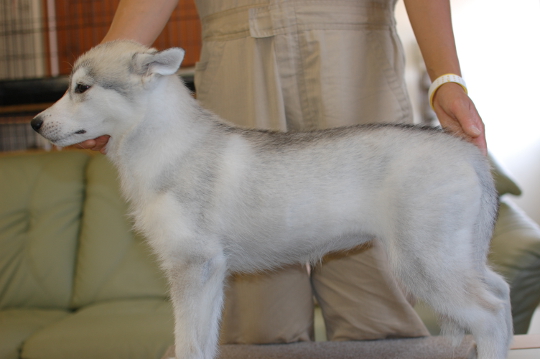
[[1, 150, 539, 359]]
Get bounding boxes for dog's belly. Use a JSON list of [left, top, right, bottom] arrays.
[[215, 187, 379, 273], [225, 229, 375, 273], [134, 189, 375, 274], [211, 152, 483, 273]]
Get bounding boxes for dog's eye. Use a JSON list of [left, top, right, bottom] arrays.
[[74, 83, 91, 94]]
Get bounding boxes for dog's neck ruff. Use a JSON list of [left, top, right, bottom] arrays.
[[107, 75, 209, 203]]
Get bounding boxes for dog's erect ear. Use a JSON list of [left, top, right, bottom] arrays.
[[132, 48, 185, 76]]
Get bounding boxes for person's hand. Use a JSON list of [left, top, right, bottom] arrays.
[[76, 135, 111, 154], [431, 83, 487, 156]]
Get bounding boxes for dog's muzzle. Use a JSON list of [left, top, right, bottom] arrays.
[[31, 116, 43, 133]]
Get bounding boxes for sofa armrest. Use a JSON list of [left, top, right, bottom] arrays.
[[489, 199, 540, 334]]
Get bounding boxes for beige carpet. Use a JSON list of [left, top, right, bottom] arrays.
[[163, 336, 477, 359]]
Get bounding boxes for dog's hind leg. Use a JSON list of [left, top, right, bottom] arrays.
[[394, 251, 510, 358], [483, 266, 513, 349], [163, 248, 227, 359], [439, 268, 511, 359], [382, 221, 511, 359]]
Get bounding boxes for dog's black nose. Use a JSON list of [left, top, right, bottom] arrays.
[[31, 116, 43, 132]]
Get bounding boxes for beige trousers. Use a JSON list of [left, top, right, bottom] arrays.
[[194, 0, 429, 343]]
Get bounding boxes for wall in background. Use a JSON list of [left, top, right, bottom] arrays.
[[0, 0, 201, 81], [0, 0, 46, 79], [396, 0, 540, 224]]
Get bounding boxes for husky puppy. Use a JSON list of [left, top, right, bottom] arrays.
[[31, 41, 512, 359]]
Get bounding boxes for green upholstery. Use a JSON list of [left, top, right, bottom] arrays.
[[487, 155, 540, 334], [0, 309, 69, 359], [71, 155, 168, 308], [0, 151, 89, 359], [0, 151, 89, 309], [490, 155, 522, 196], [0, 152, 173, 359], [490, 200, 540, 334], [21, 299, 173, 359]]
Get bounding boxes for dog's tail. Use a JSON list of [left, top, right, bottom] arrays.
[[472, 155, 499, 271], [439, 318, 466, 349], [437, 155, 512, 357]]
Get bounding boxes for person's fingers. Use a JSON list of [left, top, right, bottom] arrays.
[[76, 139, 97, 150], [93, 135, 111, 154], [433, 83, 487, 156], [74, 135, 110, 154]]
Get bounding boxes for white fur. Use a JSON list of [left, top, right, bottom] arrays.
[[32, 41, 512, 359]]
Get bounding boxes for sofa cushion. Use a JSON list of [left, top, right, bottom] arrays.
[[71, 154, 168, 308], [21, 299, 174, 359], [0, 308, 70, 359], [0, 151, 89, 309], [490, 199, 540, 334], [489, 155, 521, 196], [0, 309, 69, 359]]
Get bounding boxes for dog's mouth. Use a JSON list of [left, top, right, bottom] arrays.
[[44, 129, 89, 147], [31, 116, 88, 146]]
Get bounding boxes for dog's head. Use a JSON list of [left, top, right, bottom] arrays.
[[31, 40, 185, 148]]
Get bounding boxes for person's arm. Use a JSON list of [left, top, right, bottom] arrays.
[[103, 0, 179, 45], [404, 0, 487, 155]]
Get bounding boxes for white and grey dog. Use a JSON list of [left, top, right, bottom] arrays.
[[31, 41, 512, 359]]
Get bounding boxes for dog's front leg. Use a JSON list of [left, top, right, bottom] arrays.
[[165, 250, 227, 359]]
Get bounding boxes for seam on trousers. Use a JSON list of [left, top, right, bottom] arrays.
[[369, 29, 412, 123], [290, 1, 318, 131]]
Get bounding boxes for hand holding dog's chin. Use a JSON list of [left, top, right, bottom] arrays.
[[433, 83, 488, 156], [76, 135, 110, 154]]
